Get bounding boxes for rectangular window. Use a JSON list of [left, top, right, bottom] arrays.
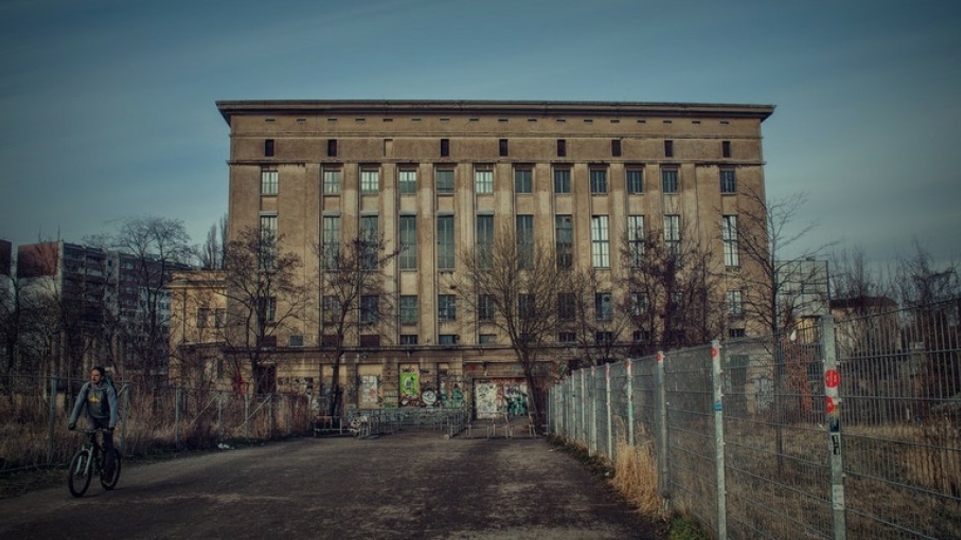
[[322, 295, 341, 323], [499, 139, 509, 157], [516, 215, 534, 269], [518, 294, 535, 320], [558, 332, 576, 343], [514, 168, 532, 194], [590, 215, 610, 268], [438, 294, 457, 322], [258, 296, 277, 322], [361, 169, 379, 193], [590, 168, 608, 194], [664, 215, 680, 255], [323, 169, 341, 195], [558, 292, 575, 321], [475, 167, 493, 194], [664, 140, 674, 158], [322, 215, 341, 269], [438, 334, 459, 345], [479, 334, 496, 344], [214, 308, 226, 328], [399, 215, 417, 270], [360, 295, 379, 324], [399, 169, 417, 195], [554, 168, 571, 194], [720, 169, 736, 194], [477, 294, 495, 321], [259, 214, 278, 266], [662, 169, 679, 193], [437, 215, 455, 270], [400, 295, 418, 324], [723, 215, 739, 267], [555, 214, 573, 268], [611, 139, 621, 157], [401, 334, 418, 345], [327, 139, 338, 157], [436, 169, 454, 194], [288, 335, 304, 347], [264, 139, 275, 157], [728, 328, 746, 338], [727, 290, 743, 317], [631, 292, 649, 317], [261, 169, 278, 195], [595, 331, 614, 345], [359, 335, 380, 348], [627, 169, 644, 194], [197, 307, 210, 329], [475, 214, 494, 253], [627, 215, 644, 267], [595, 292, 613, 321], [440, 138, 450, 157], [722, 140, 731, 158], [360, 215, 379, 270], [557, 139, 567, 157]]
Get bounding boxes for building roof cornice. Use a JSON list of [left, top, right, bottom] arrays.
[[216, 99, 775, 124]]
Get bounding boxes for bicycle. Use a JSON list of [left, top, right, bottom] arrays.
[[67, 428, 122, 497]]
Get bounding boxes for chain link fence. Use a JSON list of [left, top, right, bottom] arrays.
[[548, 299, 961, 539]]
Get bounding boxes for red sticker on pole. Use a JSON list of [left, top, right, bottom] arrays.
[[711, 347, 718, 358], [826, 396, 836, 414], [825, 369, 840, 388]]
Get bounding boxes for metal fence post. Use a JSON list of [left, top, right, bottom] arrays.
[[244, 386, 250, 440], [656, 351, 669, 502], [589, 365, 597, 456], [626, 359, 635, 447], [47, 375, 57, 464], [175, 386, 182, 447], [606, 363, 613, 460], [712, 340, 727, 540], [821, 314, 847, 540], [580, 369, 586, 444]]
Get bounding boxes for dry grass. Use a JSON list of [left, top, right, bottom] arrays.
[[610, 438, 663, 520]]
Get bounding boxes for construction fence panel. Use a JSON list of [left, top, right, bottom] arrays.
[[547, 298, 961, 540]]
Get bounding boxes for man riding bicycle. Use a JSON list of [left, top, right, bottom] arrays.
[[68, 366, 118, 480]]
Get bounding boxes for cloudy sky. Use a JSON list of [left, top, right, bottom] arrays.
[[1, 0, 959, 269]]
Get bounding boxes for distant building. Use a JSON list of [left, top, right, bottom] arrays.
[[214, 99, 775, 414], [16, 240, 190, 380], [777, 259, 830, 335]]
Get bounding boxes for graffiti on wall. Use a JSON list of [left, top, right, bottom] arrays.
[[359, 375, 379, 408], [474, 379, 528, 419], [399, 371, 420, 407]]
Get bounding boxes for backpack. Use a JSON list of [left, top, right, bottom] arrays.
[[102, 372, 119, 401]]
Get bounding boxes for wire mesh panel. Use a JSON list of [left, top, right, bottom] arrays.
[[663, 344, 719, 533], [837, 300, 961, 539], [722, 333, 833, 540], [608, 361, 631, 464]]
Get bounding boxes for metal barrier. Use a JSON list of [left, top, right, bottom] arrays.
[[549, 299, 961, 540]]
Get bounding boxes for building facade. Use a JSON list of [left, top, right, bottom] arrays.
[[215, 100, 774, 415]]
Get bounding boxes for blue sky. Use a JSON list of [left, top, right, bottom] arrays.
[[1, 0, 959, 269]]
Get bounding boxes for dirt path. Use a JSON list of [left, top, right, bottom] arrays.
[[0, 433, 666, 539]]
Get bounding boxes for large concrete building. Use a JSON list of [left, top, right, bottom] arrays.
[[213, 99, 774, 416]]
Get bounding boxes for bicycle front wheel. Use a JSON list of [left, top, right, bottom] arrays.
[[100, 449, 122, 490], [67, 449, 92, 497]]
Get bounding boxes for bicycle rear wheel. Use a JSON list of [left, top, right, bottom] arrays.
[[100, 449, 122, 490], [67, 449, 92, 497]]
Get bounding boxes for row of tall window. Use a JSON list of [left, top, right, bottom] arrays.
[[262, 166, 739, 196], [314, 212, 740, 271], [312, 288, 744, 332], [267, 138, 736, 160]]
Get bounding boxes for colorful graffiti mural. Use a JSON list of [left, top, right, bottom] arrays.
[[473, 379, 528, 419]]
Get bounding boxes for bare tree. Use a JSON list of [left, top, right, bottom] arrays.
[[619, 225, 724, 357], [736, 189, 832, 336], [109, 216, 195, 385], [460, 227, 565, 429], [894, 241, 959, 308], [222, 226, 309, 393], [563, 266, 632, 370], [315, 233, 401, 418], [199, 214, 229, 271]]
